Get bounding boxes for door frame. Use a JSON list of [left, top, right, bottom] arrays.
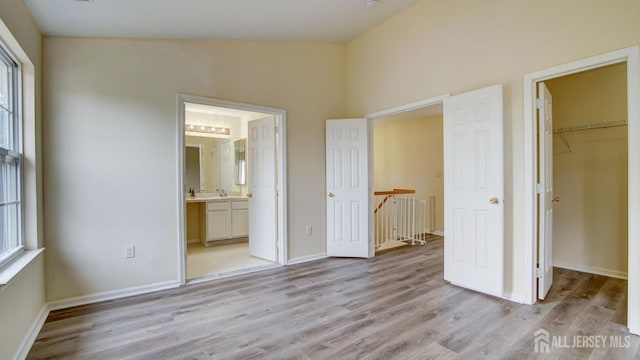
[[523, 45, 640, 333], [177, 94, 287, 285], [365, 93, 451, 253]]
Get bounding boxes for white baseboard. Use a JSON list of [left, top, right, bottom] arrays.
[[187, 238, 199, 244], [502, 291, 526, 304], [429, 231, 444, 236], [553, 262, 628, 279], [286, 253, 327, 265], [14, 304, 49, 360], [48, 280, 181, 311]]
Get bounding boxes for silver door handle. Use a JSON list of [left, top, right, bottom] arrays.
[[489, 197, 499, 205], [328, 192, 335, 198]]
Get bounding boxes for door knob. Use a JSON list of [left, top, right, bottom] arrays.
[[489, 197, 499, 205], [246, 193, 253, 198], [328, 192, 335, 198], [552, 196, 560, 203]]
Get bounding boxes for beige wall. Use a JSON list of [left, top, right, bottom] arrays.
[[374, 115, 444, 232], [0, 256, 46, 360], [0, 0, 44, 358], [186, 202, 201, 242], [346, 0, 640, 298], [43, 37, 345, 301], [546, 63, 628, 277]]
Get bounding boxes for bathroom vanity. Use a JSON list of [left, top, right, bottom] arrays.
[[186, 196, 249, 246]]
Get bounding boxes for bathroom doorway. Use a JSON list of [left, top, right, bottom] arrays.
[[177, 94, 287, 283]]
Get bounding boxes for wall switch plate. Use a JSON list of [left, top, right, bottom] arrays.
[[126, 245, 135, 258], [305, 226, 312, 236]]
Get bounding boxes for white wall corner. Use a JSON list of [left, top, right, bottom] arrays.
[[13, 304, 49, 360]]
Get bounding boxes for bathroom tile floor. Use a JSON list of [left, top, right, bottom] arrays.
[[186, 242, 276, 280]]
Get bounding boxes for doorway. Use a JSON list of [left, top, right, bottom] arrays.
[[523, 45, 640, 334], [547, 64, 628, 276], [327, 87, 505, 298], [177, 94, 287, 284], [371, 103, 445, 253]]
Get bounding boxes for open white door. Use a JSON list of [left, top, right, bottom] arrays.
[[248, 116, 277, 262], [443, 85, 504, 298], [537, 82, 554, 299], [326, 119, 371, 258]]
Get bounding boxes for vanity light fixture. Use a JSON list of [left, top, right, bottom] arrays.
[[185, 123, 230, 136]]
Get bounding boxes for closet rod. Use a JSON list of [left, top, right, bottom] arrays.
[[552, 120, 627, 134]]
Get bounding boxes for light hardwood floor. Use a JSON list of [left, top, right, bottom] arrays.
[[28, 237, 639, 359]]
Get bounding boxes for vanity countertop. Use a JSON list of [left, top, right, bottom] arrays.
[[186, 195, 248, 203]]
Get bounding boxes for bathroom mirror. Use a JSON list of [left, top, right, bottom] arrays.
[[185, 144, 205, 193], [235, 138, 247, 185]]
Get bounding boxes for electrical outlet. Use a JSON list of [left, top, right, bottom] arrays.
[[125, 245, 135, 259], [305, 226, 312, 236]]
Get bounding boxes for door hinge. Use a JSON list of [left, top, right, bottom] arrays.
[[536, 183, 544, 193], [536, 267, 543, 278], [536, 98, 544, 109]]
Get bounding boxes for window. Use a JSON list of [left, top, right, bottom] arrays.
[[0, 44, 22, 266]]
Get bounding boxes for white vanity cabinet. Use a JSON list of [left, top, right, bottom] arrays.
[[231, 200, 249, 237], [204, 201, 231, 241], [199, 198, 249, 245]]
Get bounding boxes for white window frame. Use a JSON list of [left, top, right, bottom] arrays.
[[0, 42, 24, 267]]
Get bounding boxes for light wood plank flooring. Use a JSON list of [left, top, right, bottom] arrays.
[[28, 237, 639, 359]]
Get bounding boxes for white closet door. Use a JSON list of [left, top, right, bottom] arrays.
[[538, 82, 554, 300]]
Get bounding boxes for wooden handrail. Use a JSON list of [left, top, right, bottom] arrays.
[[373, 189, 415, 214], [374, 189, 416, 196]]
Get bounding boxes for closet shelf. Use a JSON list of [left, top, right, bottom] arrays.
[[552, 120, 627, 153]]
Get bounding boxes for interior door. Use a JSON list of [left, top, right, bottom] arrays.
[[248, 116, 277, 262], [443, 84, 504, 298], [326, 119, 372, 258], [538, 82, 554, 299]]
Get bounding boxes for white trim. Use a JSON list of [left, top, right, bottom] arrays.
[[430, 231, 445, 237], [523, 45, 640, 334], [286, 253, 327, 265], [13, 304, 48, 360], [502, 291, 526, 304], [0, 249, 44, 293], [553, 262, 628, 280], [177, 97, 187, 284], [176, 94, 288, 284], [186, 264, 281, 285], [47, 280, 180, 312], [366, 93, 451, 120]]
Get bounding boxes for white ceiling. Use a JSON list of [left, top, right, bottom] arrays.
[[24, 0, 421, 42]]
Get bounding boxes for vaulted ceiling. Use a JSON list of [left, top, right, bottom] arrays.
[[25, 0, 421, 42]]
